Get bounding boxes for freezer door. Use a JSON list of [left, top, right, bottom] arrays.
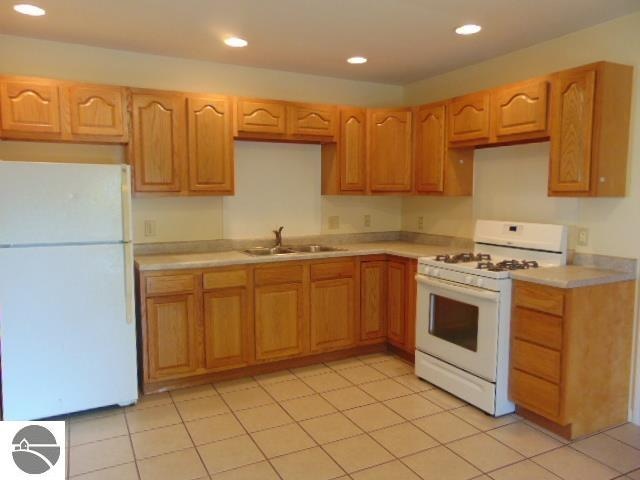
[[0, 244, 138, 420], [0, 161, 130, 245]]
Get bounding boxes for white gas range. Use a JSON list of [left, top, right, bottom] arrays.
[[414, 220, 568, 416]]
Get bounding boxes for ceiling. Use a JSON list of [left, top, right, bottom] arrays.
[[1, 0, 639, 84]]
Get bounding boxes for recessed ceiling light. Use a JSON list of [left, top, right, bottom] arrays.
[[455, 24, 482, 35], [13, 4, 46, 16], [224, 36, 248, 48], [347, 56, 367, 65]]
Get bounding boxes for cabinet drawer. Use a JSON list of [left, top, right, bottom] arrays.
[[310, 260, 354, 281], [510, 369, 561, 421], [146, 274, 197, 295], [513, 307, 562, 350], [512, 339, 561, 383], [514, 282, 564, 316], [255, 265, 304, 286], [203, 269, 247, 290]]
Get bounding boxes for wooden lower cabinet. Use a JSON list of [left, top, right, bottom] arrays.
[[310, 260, 357, 352], [386, 256, 418, 355], [255, 282, 307, 361], [138, 255, 420, 392], [146, 293, 199, 381], [510, 279, 635, 439], [360, 260, 387, 341]]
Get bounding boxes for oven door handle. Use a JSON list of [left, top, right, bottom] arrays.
[[415, 275, 500, 302]]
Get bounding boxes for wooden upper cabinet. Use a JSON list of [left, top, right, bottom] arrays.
[[360, 261, 387, 341], [448, 92, 491, 143], [549, 62, 632, 197], [339, 107, 367, 191], [146, 293, 199, 381], [288, 103, 336, 139], [368, 108, 413, 192], [68, 85, 127, 138], [492, 79, 549, 139], [0, 79, 61, 134], [236, 99, 287, 135], [130, 92, 186, 193], [550, 68, 596, 194], [187, 96, 234, 194], [414, 103, 446, 193]]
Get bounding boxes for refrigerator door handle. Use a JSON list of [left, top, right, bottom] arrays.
[[124, 242, 135, 325], [121, 165, 133, 243]]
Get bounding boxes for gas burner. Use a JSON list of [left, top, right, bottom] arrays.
[[435, 253, 492, 264], [477, 261, 494, 270]]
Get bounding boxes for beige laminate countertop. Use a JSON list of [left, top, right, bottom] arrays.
[[135, 241, 459, 272], [510, 265, 636, 289]]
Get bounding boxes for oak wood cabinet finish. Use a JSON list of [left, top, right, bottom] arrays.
[[0, 76, 128, 143], [448, 91, 491, 144], [236, 98, 287, 136], [130, 91, 186, 193], [549, 62, 632, 197], [360, 260, 387, 341], [414, 102, 474, 196], [368, 108, 413, 193], [187, 95, 234, 194], [202, 267, 252, 371], [288, 103, 337, 139], [138, 255, 421, 392], [492, 78, 549, 140], [320, 107, 368, 194], [510, 279, 635, 439]]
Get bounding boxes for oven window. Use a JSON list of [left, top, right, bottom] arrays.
[[429, 294, 479, 352]]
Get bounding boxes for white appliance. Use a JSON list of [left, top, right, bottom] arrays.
[[0, 160, 138, 420], [415, 220, 568, 416]]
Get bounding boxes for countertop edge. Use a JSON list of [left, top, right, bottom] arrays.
[[511, 269, 637, 289]]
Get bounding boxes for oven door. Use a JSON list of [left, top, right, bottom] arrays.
[[415, 275, 500, 382]]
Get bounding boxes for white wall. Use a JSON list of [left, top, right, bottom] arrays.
[[0, 34, 404, 243]]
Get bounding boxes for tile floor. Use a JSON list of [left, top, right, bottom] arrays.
[[63, 352, 640, 480]]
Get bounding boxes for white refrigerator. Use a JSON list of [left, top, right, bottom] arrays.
[[0, 160, 138, 420]]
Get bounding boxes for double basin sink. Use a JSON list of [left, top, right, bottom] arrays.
[[243, 244, 346, 256]]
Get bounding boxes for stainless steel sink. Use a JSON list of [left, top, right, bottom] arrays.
[[243, 246, 297, 256], [288, 244, 345, 253], [242, 244, 345, 256]]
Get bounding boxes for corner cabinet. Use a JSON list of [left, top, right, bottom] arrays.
[[321, 107, 367, 194], [510, 279, 635, 439], [549, 62, 632, 197], [386, 256, 418, 355], [368, 108, 413, 193], [360, 260, 387, 342]]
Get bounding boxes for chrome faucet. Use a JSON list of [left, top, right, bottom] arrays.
[[273, 226, 284, 247]]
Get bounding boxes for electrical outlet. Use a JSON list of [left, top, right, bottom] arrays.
[[328, 216, 340, 230], [364, 214, 371, 228], [144, 220, 157, 237], [417, 216, 424, 231], [577, 228, 589, 246]]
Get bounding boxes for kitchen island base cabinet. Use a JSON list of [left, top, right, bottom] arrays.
[[509, 280, 635, 439]]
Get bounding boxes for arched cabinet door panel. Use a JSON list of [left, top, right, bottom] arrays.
[[368, 108, 413, 192], [448, 92, 490, 143], [69, 85, 127, 137], [0, 80, 61, 134], [493, 79, 549, 139]]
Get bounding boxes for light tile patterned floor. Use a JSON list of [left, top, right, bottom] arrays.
[[63, 352, 640, 480]]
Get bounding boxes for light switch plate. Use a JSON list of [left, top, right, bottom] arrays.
[[364, 214, 371, 227], [418, 216, 424, 231]]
